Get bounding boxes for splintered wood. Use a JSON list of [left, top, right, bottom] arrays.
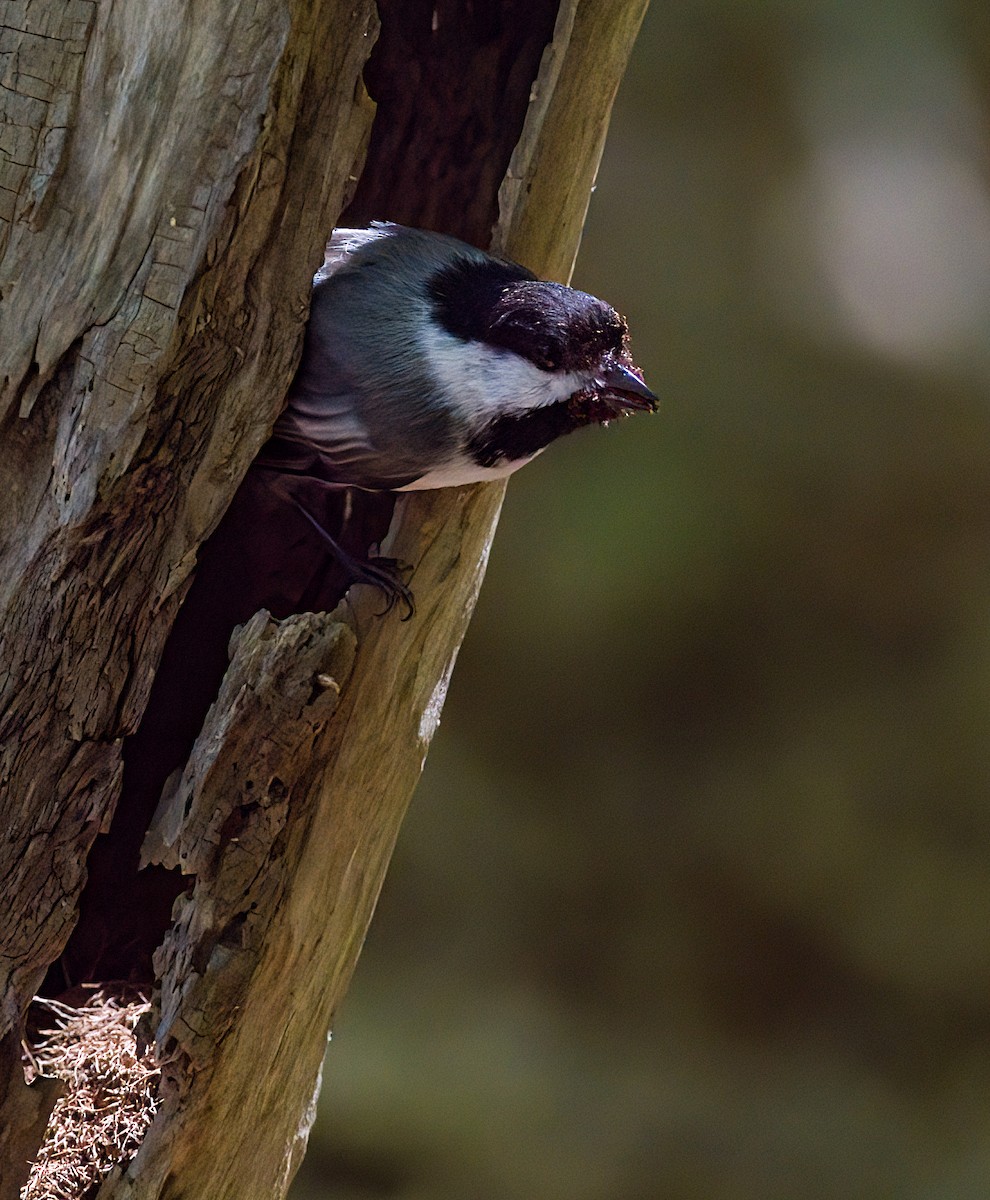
[[20, 994, 159, 1200]]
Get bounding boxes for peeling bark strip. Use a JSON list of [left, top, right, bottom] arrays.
[[0, 0, 649, 1195], [149, 611, 357, 1073]]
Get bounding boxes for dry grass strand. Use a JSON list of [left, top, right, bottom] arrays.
[[20, 992, 160, 1200]]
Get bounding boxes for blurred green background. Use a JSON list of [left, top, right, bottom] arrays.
[[293, 2, 990, 1196]]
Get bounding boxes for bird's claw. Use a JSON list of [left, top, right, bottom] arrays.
[[288, 495, 416, 619], [354, 554, 416, 620]]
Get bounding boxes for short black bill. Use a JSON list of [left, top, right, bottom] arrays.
[[598, 360, 658, 412]]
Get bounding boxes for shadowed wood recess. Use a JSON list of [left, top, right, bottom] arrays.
[[0, 1, 649, 1196]]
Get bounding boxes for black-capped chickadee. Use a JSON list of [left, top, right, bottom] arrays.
[[253, 222, 656, 609]]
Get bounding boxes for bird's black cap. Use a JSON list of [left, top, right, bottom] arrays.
[[428, 256, 628, 373]]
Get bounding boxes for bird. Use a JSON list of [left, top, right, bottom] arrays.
[[56, 223, 656, 987], [252, 222, 658, 612]]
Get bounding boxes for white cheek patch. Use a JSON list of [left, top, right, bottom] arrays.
[[420, 324, 587, 416]]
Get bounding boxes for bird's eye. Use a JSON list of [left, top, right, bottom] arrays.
[[535, 339, 564, 371]]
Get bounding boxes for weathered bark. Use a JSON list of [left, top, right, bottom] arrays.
[[0, 1, 649, 1195], [0, 0, 378, 1014]]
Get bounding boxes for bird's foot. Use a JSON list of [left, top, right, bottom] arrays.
[[289, 496, 415, 619], [348, 551, 415, 619]]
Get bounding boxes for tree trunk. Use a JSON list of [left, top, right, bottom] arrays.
[[0, 1, 649, 1195]]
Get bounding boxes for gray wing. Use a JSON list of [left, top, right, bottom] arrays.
[[259, 386, 423, 491], [259, 225, 471, 490]]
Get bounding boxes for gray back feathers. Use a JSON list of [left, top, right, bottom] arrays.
[[275, 225, 490, 488]]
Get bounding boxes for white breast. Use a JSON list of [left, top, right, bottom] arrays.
[[394, 446, 545, 491]]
